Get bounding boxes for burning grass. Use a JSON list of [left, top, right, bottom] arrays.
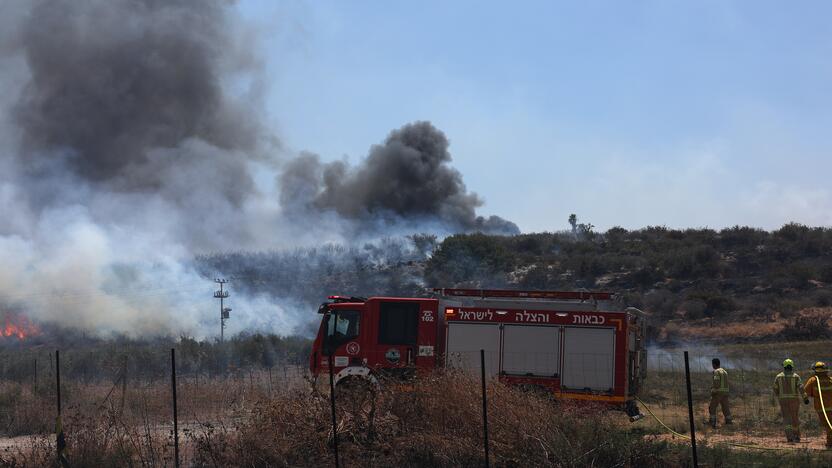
[[0, 312, 40, 341]]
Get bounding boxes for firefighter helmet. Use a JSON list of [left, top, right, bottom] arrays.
[[783, 358, 794, 368], [814, 361, 827, 372]]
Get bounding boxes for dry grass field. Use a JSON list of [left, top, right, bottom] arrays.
[[0, 341, 831, 466]]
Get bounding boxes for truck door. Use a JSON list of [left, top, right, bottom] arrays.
[[376, 301, 420, 368], [322, 306, 364, 369]]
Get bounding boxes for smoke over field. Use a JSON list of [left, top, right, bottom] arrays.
[[0, 0, 516, 338], [280, 121, 517, 235]]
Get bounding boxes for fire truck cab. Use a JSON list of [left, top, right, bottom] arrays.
[[311, 295, 440, 384], [310, 289, 645, 415]]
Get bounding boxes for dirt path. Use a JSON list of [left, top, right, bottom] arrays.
[[0, 421, 208, 454], [0, 433, 48, 451], [650, 432, 830, 451]]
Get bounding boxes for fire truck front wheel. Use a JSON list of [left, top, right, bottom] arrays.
[[335, 376, 378, 419], [334, 366, 378, 387]]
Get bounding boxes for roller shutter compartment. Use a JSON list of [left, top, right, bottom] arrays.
[[562, 327, 615, 392], [501, 325, 559, 377], [446, 322, 500, 376]]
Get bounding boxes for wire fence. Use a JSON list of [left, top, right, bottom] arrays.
[[1, 345, 831, 465], [433, 345, 832, 452], [0, 347, 310, 466], [639, 348, 832, 450]]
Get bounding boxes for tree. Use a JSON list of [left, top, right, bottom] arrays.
[[568, 214, 577, 234], [577, 222, 595, 239]]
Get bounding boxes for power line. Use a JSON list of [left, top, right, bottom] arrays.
[[213, 279, 230, 342]]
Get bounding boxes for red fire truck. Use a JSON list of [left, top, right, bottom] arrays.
[[310, 288, 646, 416]]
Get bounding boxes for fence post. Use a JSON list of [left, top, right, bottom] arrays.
[[120, 357, 128, 415], [480, 349, 490, 468], [328, 310, 340, 468], [171, 348, 180, 468], [741, 368, 745, 401], [684, 351, 699, 468], [55, 350, 68, 467]]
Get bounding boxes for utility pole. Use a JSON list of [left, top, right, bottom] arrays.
[[213, 279, 231, 342]]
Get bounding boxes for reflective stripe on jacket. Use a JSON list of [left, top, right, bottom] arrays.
[[712, 368, 729, 393], [774, 371, 804, 399]]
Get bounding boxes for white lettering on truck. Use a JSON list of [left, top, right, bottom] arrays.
[[458, 310, 494, 321], [514, 311, 550, 322], [572, 315, 605, 325]]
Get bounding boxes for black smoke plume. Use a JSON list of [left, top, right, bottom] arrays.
[[279, 121, 519, 235], [12, 0, 261, 208]]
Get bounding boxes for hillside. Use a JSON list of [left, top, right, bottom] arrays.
[[426, 224, 832, 343], [198, 224, 832, 343]]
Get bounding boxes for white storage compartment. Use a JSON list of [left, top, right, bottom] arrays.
[[561, 327, 615, 391], [446, 322, 501, 376], [501, 325, 560, 377]]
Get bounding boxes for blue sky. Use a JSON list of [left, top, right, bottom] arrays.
[[238, 0, 832, 232]]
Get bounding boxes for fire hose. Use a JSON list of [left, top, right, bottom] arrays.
[[816, 377, 832, 432], [634, 396, 802, 451], [635, 396, 690, 440]]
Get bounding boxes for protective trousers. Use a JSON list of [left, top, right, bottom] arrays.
[[778, 399, 800, 441], [708, 393, 731, 426], [816, 409, 832, 447]]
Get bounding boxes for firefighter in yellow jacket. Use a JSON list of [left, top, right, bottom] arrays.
[[709, 358, 732, 428], [773, 358, 805, 442], [804, 361, 832, 448]]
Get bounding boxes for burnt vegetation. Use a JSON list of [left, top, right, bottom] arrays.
[[195, 235, 437, 307], [198, 223, 832, 344]]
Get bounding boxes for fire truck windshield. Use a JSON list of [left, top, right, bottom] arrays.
[[326, 310, 360, 347]]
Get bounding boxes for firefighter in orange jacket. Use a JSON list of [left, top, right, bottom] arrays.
[[804, 361, 832, 448], [709, 358, 732, 428], [773, 358, 805, 442]]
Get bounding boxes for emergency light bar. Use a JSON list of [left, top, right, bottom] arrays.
[[327, 295, 367, 303], [434, 288, 615, 301]]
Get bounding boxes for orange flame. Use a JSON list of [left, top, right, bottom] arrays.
[[1, 313, 40, 340]]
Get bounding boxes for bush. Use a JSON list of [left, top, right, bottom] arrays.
[[189, 372, 665, 467], [631, 267, 662, 289], [681, 299, 708, 320], [686, 291, 737, 319], [643, 290, 680, 320], [781, 309, 832, 340], [519, 264, 549, 289], [425, 234, 514, 287]]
